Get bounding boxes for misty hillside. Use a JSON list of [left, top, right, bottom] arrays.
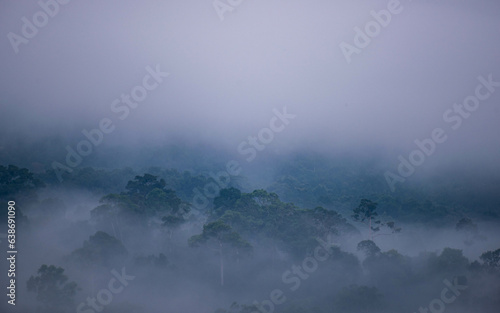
[[1, 150, 499, 313], [1, 0, 500, 313]]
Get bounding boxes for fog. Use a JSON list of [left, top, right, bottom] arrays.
[[2, 1, 500, 156], [0, 0, 499, 313]]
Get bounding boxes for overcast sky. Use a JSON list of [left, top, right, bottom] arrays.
[[1, 0, 499, 169]]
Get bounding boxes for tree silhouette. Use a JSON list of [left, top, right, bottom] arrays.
[[352, 199, 401, 240], [357, 240, 381, 258], [68, 231, 128, 268], [189, 220, 252, 286], [480, 249, 500, 269], [0, 164, 45, 199], [27, 265, 78, 313]]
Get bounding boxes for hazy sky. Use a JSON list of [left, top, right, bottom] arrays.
[[1, 0, 499, 167]]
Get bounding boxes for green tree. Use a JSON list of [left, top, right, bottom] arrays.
[[91, 173, 186, 231], [301, 206, 346, 244], [189, 220, 252, 286], [0, 165, 45, 227], [480, 248, 500, 269], [213, 189, 354, 258], [357, 240, 381, 258], [0, 164, 45, 199], [27, 265, 78, 313], [428, 248, 469, 277], [68, 231, 128, 294], [352, 199, 400, 240], [162, 215, 185, 237], [68, 231, 128, 268], [213, 187, 242, 216], [125, 173, 166, 197]]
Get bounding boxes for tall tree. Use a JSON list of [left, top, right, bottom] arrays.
[[189, 220, 252, 286], [301, 206, 346, 244], [91, 173, 186, 231], [480, 249, 500, 269], [352, 199, 401, 240]]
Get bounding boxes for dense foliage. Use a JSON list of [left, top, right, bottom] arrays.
[[0, 160, 498, 313]]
